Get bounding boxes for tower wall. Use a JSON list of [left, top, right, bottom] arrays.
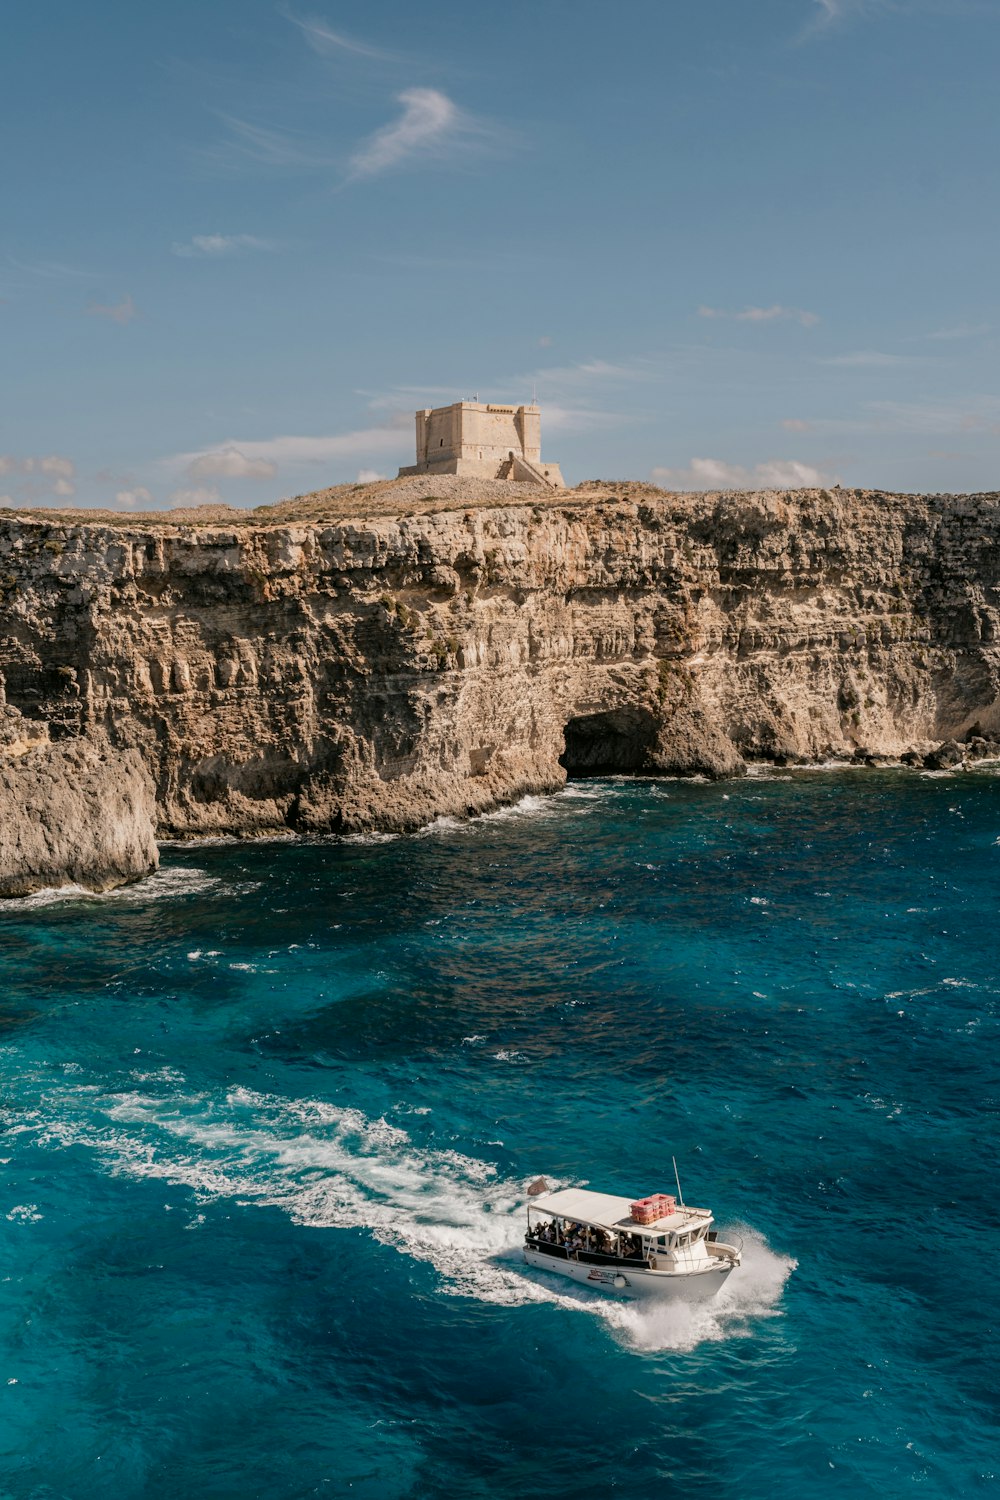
[[399, 402, 562, 485]]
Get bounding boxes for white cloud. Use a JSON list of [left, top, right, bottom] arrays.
[[113, 487, 155, 509], [171, 234, 276, 258], [349, 88, 490, 179], [39, 455, 75, 480], [170, 485, 222, 506], [755, 459, 838, 486], [0, 453, 76, 499], [356, 468, 386, 483], [699, 303, 820, 327], [781, 418, 811, 431], [171, 423, 411, 478], [652, 457, 838, 490], [186, 446, 278, 480], [87, 293, 137, 325]]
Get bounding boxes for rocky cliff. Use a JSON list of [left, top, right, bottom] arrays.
[[1, 479, 999, 847], [0, 705, 158, 897]]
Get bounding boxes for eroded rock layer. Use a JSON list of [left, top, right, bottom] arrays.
[[0, 708, 159, 896], [1, 482, 999, 840]]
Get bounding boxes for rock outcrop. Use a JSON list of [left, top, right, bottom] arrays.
[[2, 479, 1000, 843], [0, 706, 159, 897]]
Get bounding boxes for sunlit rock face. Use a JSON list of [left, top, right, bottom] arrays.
[[0, 708, 158, 896], [1, 482, 1000, 839]]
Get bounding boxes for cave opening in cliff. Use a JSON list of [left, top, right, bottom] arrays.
[[559, 708, 658, 776]]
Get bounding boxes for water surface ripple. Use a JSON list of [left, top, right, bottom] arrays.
[[1, 772, 997, 1496]]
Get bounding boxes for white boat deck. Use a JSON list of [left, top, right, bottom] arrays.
[[530, 1187, 712, 1234]]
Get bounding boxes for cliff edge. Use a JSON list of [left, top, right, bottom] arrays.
[[1, 478, 999, 843]]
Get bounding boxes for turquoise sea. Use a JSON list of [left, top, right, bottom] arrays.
[[0, 771, 997, 1497]]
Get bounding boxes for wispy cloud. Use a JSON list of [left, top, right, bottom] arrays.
[[171, 421, 411, 478], [782, 418, 812, 431], [285, 12, 400, 62], [86, 293, 137, 325], [803, 0, 890, 35], [348, 88, 501, 180], [819, 349, 911, 366], [924, 321, 991, 341], [801, 0, 972, 39], [652, 456, 839, 490], [867, 397, 1000, 434], [699, 303, 820, 327], [541, 405, 631, 433], [211, 114, 335, 171], [7, 256, 99, 281], [171, 233, 278, 258], [525, 356, 656, 392]]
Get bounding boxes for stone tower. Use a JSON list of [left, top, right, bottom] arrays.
[[398, 401, 564, 487]]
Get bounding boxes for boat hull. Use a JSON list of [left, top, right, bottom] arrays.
[[522, 1246, 734, 1302]]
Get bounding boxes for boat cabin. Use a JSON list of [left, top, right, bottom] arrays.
[[526, 1187, 718, 1271]]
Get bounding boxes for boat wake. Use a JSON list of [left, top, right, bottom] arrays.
[[27, 1073, 794, 1350]]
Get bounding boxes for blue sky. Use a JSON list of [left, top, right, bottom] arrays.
[[2, 0, 998, 507]]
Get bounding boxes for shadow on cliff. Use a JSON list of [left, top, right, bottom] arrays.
[[559, 709, 659, 776], [559, 702, 746, 782]]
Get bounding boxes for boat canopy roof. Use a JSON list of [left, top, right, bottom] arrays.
[[528, 1187, 713, 1233]]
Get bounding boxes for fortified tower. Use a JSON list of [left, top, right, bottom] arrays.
[[398, 401, 564, 487]]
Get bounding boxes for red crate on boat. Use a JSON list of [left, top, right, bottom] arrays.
[[629, 1196, 660, 1224], [630, 1193, 678, 1224]]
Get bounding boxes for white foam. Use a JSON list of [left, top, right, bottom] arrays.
[[0, 882, 95, 909], [5, 1204, 43, 1223], [476, 794, 561, 824], [0, 865, 227, 911], [26, 1077, 794, 1349], [601, 1231, 797, 1352]]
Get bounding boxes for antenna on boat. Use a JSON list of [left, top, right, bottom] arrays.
[[672, 1155, 685, 1207]]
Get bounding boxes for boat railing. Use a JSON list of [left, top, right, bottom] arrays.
[[525, 1236, 652, 1270], [705, 1235, 743, 1263]]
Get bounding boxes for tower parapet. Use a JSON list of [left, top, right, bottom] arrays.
[[398, 401, 564, 487]]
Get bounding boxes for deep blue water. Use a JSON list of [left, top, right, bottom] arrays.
[[0, 771, 997, 1498]]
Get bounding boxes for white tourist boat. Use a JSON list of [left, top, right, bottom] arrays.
[[523, 1185, 742, 1302]]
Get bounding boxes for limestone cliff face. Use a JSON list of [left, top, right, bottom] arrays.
[[1, 484, 999, 839], [0, 708, 159, 896]]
